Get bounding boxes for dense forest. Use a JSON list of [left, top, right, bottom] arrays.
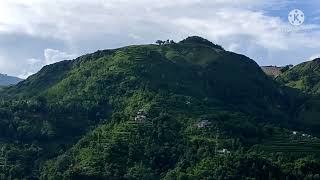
[[1, 36, 320, 179]]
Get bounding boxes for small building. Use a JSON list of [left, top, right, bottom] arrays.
[[134, 109, 147, 123], [197, 120, 212, 128], [218, 148, 231, 155]]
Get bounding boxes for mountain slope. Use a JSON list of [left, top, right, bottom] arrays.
[[0, 37, 319, 179], [277, 58, 320, 133], [0, 73, 22, 86], [277, 58, 320, 94], [3, 37, 292, 120]]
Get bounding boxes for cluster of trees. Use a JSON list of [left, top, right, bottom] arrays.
[[155, 39, 175, 45], [179, 36, 225, 50], [280, 64, 294, 73]]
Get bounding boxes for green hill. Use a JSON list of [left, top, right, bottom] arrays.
[[3, 37, 292, 120], [0, 37, 319, 179], [277, 58, 320, 94], [276, 58, 320, 134]]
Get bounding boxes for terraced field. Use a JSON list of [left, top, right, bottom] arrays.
[[257, 131, 320, 154]]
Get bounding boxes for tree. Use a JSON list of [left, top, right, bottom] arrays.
[[125, 163, 155, 180], [156, 40, 164, 46]]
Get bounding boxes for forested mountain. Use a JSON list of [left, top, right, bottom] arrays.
[[0, 73, 22, 86], [0, 37, 320, 179]]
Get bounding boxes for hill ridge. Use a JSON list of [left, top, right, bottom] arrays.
[[0, 37, 320, 179]]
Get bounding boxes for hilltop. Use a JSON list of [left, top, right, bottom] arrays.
[[277, 58, 320, 94]]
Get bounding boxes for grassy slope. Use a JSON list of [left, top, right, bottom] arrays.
[[277, 58, 320, 94]]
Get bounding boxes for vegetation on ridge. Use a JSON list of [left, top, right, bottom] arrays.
[[277, 58, 320, 94], [0, 37, 319, 179]]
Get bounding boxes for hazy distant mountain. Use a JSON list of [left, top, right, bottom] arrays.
[[261, 66, 283, 77], [261, 65, 293, 78], [0, 73, 23, 86]]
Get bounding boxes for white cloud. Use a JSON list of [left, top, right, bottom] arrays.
[[18, 49, 77, 78], [128, 33, 142, 40], [173, 9, 320, 51], [0, 0, 306, 44], [0, 0, 319, 76], [227, 43, 240, 52], [44, 49, 76, 65], [27, 58, 42, 65], [309, 54, 320, 60], [18, 71, 34, 79]]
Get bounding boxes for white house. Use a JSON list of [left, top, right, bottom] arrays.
[[134, 109, 147, 123], [218, 149, 231, 155], [197, 120, 212, 128]]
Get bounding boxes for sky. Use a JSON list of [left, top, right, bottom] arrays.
[[0, 0, 319, 78]]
